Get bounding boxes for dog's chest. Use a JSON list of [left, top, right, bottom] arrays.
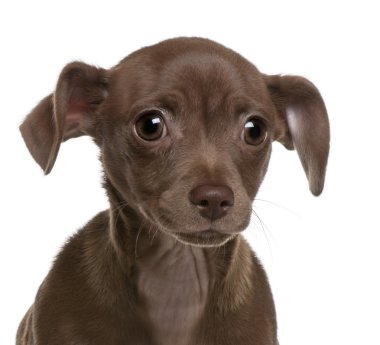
[[136, 241, 209, 345]]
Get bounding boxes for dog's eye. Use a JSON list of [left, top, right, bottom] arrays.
[[243, 117, 267, 146], [135, 111, 166, 141]]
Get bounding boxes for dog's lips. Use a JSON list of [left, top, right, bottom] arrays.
[[178, 229, 219, 239], [172, 229, 236, 247], [148, 207, 239, 247]]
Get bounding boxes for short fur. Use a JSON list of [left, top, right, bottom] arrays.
[[17, 37, 329, 345]]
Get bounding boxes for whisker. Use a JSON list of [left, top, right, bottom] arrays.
[[146, 222, 156, 244], [254, 198, 300, 218], [111, 200, 129, 227], [250, 207, 275, 262], [151, 227, 159, 244], [134, 222, 144, 259]]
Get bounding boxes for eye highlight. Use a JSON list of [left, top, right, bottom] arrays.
[[243, 117, 267, 146], [135, 110, 166, 141]]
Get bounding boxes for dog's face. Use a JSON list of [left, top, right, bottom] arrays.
[[20, 38, 329, 247]]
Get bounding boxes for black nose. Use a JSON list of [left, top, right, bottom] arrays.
[[189, 184, 234, 221]]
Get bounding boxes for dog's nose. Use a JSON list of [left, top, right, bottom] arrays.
[[189, 184, 234, 221]]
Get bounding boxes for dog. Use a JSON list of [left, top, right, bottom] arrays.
[[16, 37, 329, 345]]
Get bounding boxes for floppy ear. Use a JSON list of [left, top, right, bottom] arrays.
[[20, 62, 108, 174], [265, 75, 330, 196]]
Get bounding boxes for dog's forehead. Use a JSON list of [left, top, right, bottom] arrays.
[[110, 38, 273, 121]]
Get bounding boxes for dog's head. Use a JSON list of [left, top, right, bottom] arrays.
[[20, 37, 329, 247]]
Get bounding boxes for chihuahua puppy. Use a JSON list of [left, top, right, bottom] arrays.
[[17, 37, 329, 345]]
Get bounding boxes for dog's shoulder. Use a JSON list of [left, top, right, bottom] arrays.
[[35, 210, 112, 302], [53, 210, 110, 266]]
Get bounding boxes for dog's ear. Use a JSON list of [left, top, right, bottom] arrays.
[[20, 62, 108, 174], [265, 75, 330, 196]]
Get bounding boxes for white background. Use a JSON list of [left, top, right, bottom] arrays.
[[1, 1, 379, 344]]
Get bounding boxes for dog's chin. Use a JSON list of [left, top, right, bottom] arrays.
[[145, 209, 240, 247], [169, 230, 237, 248]]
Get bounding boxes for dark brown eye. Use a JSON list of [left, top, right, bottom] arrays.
[[135, 111, 166, 141], [243, 117, 267, 145]]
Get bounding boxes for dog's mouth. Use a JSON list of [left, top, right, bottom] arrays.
[[140, 206, 239, 247], [171, 229, 237, 247]]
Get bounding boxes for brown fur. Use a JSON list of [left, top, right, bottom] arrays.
[[17, 37, 329, 345]]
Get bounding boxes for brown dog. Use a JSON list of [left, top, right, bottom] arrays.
[[17, 37, 329, 345]]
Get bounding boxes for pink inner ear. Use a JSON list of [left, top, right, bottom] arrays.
[[68, 85, 90, 114], [64, 111, 83, 136], [64, 86, 90, 139]]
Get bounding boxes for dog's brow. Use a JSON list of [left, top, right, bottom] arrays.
[[229, 96, 269, 120], [130, 91, 185, 115]]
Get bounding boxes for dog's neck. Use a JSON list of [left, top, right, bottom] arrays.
[[134, 229, 210, 345], [104, 178, 254, 344]]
